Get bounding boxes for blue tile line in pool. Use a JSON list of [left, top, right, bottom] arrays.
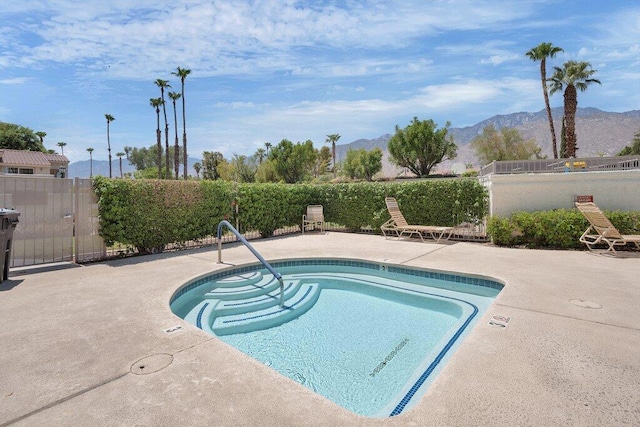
[[388, 291, 479, 416], [171, 259, 503, 304], [196, 302, 209, 329]]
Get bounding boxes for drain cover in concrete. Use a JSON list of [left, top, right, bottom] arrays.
[[130, 353, 174, 375], [569, 299, 602, 309]]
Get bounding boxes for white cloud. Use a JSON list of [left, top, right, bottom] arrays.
[[0, 77, 31, 85]]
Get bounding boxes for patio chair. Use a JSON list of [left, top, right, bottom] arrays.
[[302, 205, 324, 234], [575, 202, 640, 253], [381, 197, 453, 242]]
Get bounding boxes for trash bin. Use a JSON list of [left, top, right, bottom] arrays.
[[0, 209, 19, 282]]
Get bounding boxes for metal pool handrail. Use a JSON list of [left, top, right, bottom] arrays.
[[216, 220, 284, 307]]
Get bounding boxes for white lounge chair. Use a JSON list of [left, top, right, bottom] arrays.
[[381, 197, 453, 242], [575, 202, 640, 253]]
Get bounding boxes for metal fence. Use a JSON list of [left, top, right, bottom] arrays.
[[479, 155, 640, 176]]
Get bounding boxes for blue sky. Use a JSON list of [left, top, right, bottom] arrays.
[[1, 0, 639, 163]]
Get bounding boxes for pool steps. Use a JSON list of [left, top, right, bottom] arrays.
[[204, 274, 281, 300], [187, 271, 321, 336], [212, 282, 319, 335]]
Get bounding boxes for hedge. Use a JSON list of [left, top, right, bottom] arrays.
[[93, 177, 487, 254], [487, 209, 640, 249]]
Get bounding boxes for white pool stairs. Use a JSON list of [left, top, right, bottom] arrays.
[[187, 271, 320, 336]]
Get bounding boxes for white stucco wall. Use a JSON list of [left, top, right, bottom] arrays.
[[483, 170, 640, 217]]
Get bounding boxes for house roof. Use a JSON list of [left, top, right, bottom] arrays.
[[44, 153, 70, 164], [0, 149, 69, 167]]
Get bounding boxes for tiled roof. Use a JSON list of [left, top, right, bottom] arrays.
[[44, 153, 70, 163], [0, 149, 69, 166]]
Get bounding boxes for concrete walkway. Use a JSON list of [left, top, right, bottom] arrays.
[[1, 233, 639, 426]]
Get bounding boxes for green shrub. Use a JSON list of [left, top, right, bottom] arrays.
[[93, 177, 487, 253], [487, 209, 640, 249]]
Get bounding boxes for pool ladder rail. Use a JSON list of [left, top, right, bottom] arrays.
[[216, 220, 284, 307]]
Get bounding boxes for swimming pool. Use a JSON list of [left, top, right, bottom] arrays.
[[170, 259, 503, 417]]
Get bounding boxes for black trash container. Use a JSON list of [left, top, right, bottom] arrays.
[[0, 209, 20, 282]]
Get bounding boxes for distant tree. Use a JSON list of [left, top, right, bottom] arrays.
[[618, 130, 640, 156], [526, 42, 564, 159], [56, 141, 67, 155], [0, 122, 46, 151], [264, 142, 272, 155], [255, 148, 266, 164], [86, 147, 94, 178], [104, 114, 115, 178], [35, 131, 47, 144], [255, 160, 279, 183], [325, 133, 341, 178], [149, 97, 163, 178], [549, 60, 601, 157], [341, 148, 383, 181], [172, 67, 191, 179], [269, 139, 316, 183], [472, 124, 544, 164], [193, 162, 201, 178], [360, 148, 383, 181], [224, 154, 258, 183], [202, 151, 226, 180], [168, 91, 182, 179], [125, 145, 177, 174], [314, 145, 332, 177], [342, 149, 361, 180], [116, 152, 125, 178], [388, 117, 457, 177], [154, 79, 171, 178]]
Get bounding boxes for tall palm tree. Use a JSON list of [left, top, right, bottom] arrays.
[[526, 42, 564, 159], [172, 67, 191, 179], [105, 114, 115, 178], [171, 67, 191, 179], [168, 91, 182, 179], [116, 152, 125, 178], [56, 141, 67, 155], [150, 97, 163, 178], [264, 142, 272, 157], [36, 131, 47, 145], [549, 61, 601, 158], [325, 133, 341, 178], [86, 147, 94, 178], [154, 79, 171, 178]]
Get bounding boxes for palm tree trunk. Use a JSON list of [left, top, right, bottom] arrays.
[[540, 60, 558, 159], [173, 102, 180, 179], [332, 143, 336, 178], [564, 85, 578, 157], [119, 157, 123, 178], [156, 110, 162, 179], [107, 123, 112, 178], [181, 81, 188, 179]]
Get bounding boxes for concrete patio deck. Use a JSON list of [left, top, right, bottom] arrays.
[[1, 233, 639, 426]]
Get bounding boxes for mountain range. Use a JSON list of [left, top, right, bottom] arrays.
[[335, 107, 640, 176], [68, 107, 640, 178]]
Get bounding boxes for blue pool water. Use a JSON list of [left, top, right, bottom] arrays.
[[170, 259, 503, 417]]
